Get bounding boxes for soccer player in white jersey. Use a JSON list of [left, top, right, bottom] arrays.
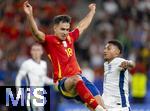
[[15, 43, 53, 111], [102, 40, 135, 111]]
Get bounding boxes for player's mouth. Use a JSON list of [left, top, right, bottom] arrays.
[[104, 53, 107, 56], [104, 53, 109, 58], [61, 34, 67, 39], [62, 35, 66, 38]]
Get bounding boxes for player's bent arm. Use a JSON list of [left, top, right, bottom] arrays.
[[119, 60, 135, 70], [15, 62, 28, 90], [76, 3, 96, 35], [27, 15, 45, 42], [44, 77, 53, 85], [23, 1, 45, 42], [15, 71, 27, 92], [43, 62, 53, 85]]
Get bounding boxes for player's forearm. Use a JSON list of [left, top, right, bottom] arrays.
[[77, 10, 95, 35], [44, 77, 53, 85], [27, 14, 45, 42], [15, 74, 23, 94], [15, 74, 22, 87]]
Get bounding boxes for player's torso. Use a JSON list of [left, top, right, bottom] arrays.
[[44, 35, 81, 82], [103, 58, 130, 108], [25, 59, 47, 86]]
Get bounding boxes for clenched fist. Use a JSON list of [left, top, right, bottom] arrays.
[[88, 3, 96, 13]]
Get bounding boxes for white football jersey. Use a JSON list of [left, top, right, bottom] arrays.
[[102, 57, 130, 109], [16, 59, 52, 87]]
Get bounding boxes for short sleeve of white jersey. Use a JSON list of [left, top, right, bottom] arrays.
[[115, 58, 127, 71]]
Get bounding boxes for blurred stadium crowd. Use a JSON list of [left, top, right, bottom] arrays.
[[0, 0, 150, 110]]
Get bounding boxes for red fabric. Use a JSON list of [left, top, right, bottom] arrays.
[[42, 28, 81, 83], [75, 80, 98, 109], [130, 62, 146, 74]]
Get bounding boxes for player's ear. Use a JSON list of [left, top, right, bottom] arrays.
[[113, 46, 119, 57], [53, 25, 57, 32], [116, 48, 120, 56]]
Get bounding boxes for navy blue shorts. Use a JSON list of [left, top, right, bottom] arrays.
[[58, 75, 100, 103]]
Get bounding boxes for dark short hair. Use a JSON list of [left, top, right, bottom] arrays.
[[31, 42, 42, 48], [108, 40, 123, 54], [53, 15, 71, 25]]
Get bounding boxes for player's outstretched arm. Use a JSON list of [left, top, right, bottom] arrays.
[[119, 60, 135, 70], [76, 3, 96, 35], [23, 1, 45, 42]]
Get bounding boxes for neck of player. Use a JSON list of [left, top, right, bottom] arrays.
[[32, 58, 41, 64]]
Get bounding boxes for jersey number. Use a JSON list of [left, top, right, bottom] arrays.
[[65, 48, 73, 57]]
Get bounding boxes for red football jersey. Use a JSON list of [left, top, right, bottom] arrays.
[[42, 28, 81, 83]]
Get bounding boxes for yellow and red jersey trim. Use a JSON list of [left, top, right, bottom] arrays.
[[57, 60, 62, 80], [48, 54, 52, 61]]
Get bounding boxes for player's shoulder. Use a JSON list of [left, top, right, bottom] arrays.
[[69, 28, 79, 33], [24, 59, 34, 64], [45, 34, 55, 38], [41, 60, 46, 63], [114, 57, 125, 61], [41, 60, 47, 65], [112, 57, 126, 64], [69, 28, 79, 36], [45, 34, 61, 44], [20, 59, 32, 67], [44, 34, 56, 41]]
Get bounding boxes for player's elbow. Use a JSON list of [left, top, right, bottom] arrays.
[[33, 31, 45, 42]]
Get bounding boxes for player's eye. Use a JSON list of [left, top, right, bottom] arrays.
[[61, 28, 65, 31], [66, 29, 70, 31], [61, 28, 69, 31]]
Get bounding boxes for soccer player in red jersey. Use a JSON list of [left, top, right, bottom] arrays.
[[23, 1, 106, 111]]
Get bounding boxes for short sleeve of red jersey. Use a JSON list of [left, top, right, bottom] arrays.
[[44, 35, 50, 43], [41, 34, 53, 47], [45, 34, 55, 43], [69, 28, 79, 42]]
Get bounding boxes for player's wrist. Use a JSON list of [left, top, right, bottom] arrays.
[[90, 9, 95, 14], [26, 13, 33, 18]]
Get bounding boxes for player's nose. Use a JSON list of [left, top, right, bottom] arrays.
[[64, 31, 68, 35], [104, 49, 107, 54]]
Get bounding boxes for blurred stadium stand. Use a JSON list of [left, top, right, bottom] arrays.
[[0, 0, 149, 111]]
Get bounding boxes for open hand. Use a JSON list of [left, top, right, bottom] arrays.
[[23, 1, 33, 16]]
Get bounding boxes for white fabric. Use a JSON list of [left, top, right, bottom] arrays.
[[107, 107, 130, 111], [16, 59, 53, 87], [102, 57, 130, 109]]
